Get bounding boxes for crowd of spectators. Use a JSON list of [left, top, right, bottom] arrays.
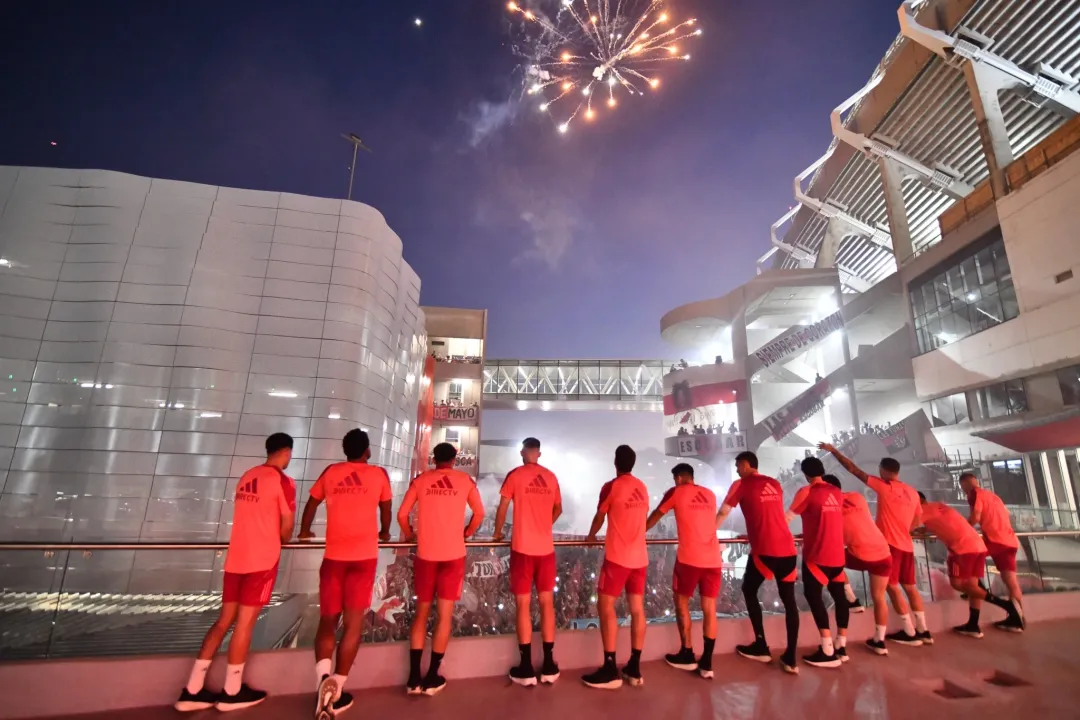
[[434, 399, 478, 409], [677, 422, 739, 436], [431, 352, 482, 364]]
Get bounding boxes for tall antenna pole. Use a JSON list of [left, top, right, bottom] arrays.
[[340, 133, 372, 200]]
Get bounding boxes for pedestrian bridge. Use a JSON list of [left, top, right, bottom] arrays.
[[482, 359, 671, 411]]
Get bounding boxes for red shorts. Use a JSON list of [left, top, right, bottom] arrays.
[[985, 540, 1018, 573], [509, 551, 556, 595], [888, 546, 916, 586], [597, 559, 647, 597], [845, 550, 892, 579], [222, 564, 278, 607], [672, 561, 721, 599], [947, 552, 987, 581], [319, 558, 377, 616], [414, 556, 466, 602]]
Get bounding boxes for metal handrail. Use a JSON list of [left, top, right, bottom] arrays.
[[0, 530, 1075, 552]]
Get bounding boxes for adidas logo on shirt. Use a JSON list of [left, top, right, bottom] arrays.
[[824, 494, 840, 506], [691, 490, 710, 506], [759, 483, 781, 502], [426, 475, 459, 497], [332, 471, 367, 495], [525, 475, 551, 495], [823, 492, 841, 512], [625, 487, 648, 509], [236, 477, 259, 503]]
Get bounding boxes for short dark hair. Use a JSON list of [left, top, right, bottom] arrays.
[[735, 451, 758, 469], [822, 474, 842, 489], [342, 429, 370, 460], [615, 445, 636, 474], [917, 490, 927, 502], [522, 437, 541, 450], [265, 432, 293, 455], [880, 457, 901, 473], [959, 470, 978, 483], [801, 457, 825, 477], [433, 443, 457, 464], [671, 462, 694, 478]]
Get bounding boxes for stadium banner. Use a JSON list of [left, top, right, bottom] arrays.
[[754, 311, 844, 368], [664, 379, 747, 416], [760, 378, 832, 441], [433, 404, 480, 425], [881, 421, 909, 453], [467, 556, 508, 579], [668, 433, 747, 457]]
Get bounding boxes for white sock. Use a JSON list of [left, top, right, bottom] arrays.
[[822, 636, 834, 655], [224, 664, 244, 695], [844, 584, 857, 603], [332, 673, 348, 699], [186, 658, 212, 694], [913, 611, 927, 633], [836, 635, 847, 649], [874, 625, 886, 642], [316, 658, 333, 687], [900, 614, 915, 636]]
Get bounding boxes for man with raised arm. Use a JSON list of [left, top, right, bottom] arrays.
[[397, 443, 485, 696], [492, 437, 563, 686], [716, 451, 800, 674], [646, 462, 722, 679], [175, 433, 296, 713], [818, 443, 928, 646], [917, 492, 1022, 638], [583, 445, 650, 689], [960, 471, 1024, 632], [298, 429, 392, 718]]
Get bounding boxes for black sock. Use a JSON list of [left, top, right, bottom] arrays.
[[603, 651, 616, 668], [628, 648, 642, 671], [542, 641, 555, 665], [409, 648, 423, 681], [968, 607, 980, 626], [702, 636, 715, 660], [518, 643, 532, 668], [428, 651, 444, 678]]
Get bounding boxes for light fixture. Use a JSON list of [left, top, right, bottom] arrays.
[[328, 413, 341, 420], [173, 403, 185, 409], [199, 412, 223, 419], [268, 391, 298, 398], [80, 382, 95, 388], [0, 258, 10, 267]]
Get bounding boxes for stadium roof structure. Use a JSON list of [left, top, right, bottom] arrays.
[[767, 0, 1080, 292]]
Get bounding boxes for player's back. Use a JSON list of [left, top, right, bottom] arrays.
[[922, 501, 986, 554], [970, 487, 1018, 547], [726, 474, 794, 557], [599, 474, 650, 569], [841, 491, 890, 561], [667, 483, 722, 568], [867, 476, 920, 551], [502, 463, 561, 556], [411, 467, 478, 561], [226, 464, 296, 574], [314, 461, 392, 561], [797, 482, 844, 566]]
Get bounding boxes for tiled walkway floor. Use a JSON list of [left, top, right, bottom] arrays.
[[62, 619, 1080, 720]]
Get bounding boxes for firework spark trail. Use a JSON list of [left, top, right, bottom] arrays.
[[508, 0, 700, 133]]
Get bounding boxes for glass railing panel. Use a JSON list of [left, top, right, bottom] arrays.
[[0, 548, 68, 660]]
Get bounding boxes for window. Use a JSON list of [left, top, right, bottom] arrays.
[[447, 381, 463, 403], [977, 379, 1028, 418], [909, 232, 1018, 354], [988, 458, 1029, 506], [927, 392, 969, 427], [444, 428, 460, 445], [1059, 365, 1080, 406]]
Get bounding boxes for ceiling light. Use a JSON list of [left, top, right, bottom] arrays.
[[268, 391, 298, 398]]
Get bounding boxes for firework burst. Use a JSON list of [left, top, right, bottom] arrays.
[[508, 0, 700, 133]]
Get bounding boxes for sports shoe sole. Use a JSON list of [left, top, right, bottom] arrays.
[[866, 644, 889, 656], [421, 683, 447, 697], [917, 635, 935, 646], [780, 663, 799, 675], [334, 696, 354, 714], [582, 677, 623, 690], [316, 676, 338, 719], [215, 698, 266, 713], [622, 673, 644, 687], [510, 674, 538, 687], [804, 658, 843, 669], [889, 638, 923, 647], [540, 672, 560, 684], [664, 658, 699, 672], [954, 629, 984, 639], [698, 668, 715, 679], [405, 685, 423, 696], [850, 606, 866, 613], [173, 701, 215, 713], [995, 624, 1024, 634], [737, 650, 772, 663]]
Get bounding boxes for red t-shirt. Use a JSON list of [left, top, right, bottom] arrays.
[[721, 474, 795, 557], [597, 474, 649, 569], [225, 464, 296, 574], [310, 461, 392, 561], [922, 501, 987, 555], [789, 480, 845, 567], [658, 483, 722, 568], [398, 468, 484, 562], [499, 463, 562, 556], [968, 487, 1018, 548]]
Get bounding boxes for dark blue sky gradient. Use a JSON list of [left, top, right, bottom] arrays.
[[0, 1, 898, 358]]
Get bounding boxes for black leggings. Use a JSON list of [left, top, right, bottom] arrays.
[[742, 555, 799, 655], [802, 561, 849, 631]]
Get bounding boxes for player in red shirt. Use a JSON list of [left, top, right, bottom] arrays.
[[818, 443, 929, 647], [717, 451, 800, 674], [961, 472, 1024, 632], [583, 445, 650, 689], [917, 492, 1021, 638], [786, 457, 847, 669], [176, 433, 296, 713], [398, 443, 485, 696], [298, 429, 392, 718], [647, 463, 722, 679], [493, 437, 563, 686]]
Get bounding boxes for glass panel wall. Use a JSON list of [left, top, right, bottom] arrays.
[[976, 379, 1028, 418], [926, 392, 969, 427]]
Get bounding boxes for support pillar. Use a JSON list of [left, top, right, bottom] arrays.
[[732, 310, 755, 436], [963, 61, 1014, 199], [815, 218, 847, 269], [878, 157, 916, 262]]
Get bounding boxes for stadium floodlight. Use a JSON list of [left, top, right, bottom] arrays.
[[831, 69, 973, 199], [898, 0, 1080, 115], [341, 133, 373, 201]]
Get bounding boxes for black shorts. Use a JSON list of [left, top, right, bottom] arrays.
[[802, 560, 844, 591]]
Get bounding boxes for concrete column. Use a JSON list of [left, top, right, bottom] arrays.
[[732, 310, 755, 435], [878, 157, 916, 263], [963, 61, 1013, 199], [815, 219, 846, 269]]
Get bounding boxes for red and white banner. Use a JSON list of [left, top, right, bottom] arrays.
[[433, 404, 480, 425], [760, 378, 832, 441], [754, 311, 843, 368], [663, 379, 746, 416]]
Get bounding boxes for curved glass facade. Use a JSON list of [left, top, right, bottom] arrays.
[[0, 167, 426, 541]]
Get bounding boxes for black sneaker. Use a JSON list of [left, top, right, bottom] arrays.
[[421, 674, 447, 696], [697, 657, 714, 680], [780, 651, 799, 675], [994, 615, 1024, 634], [664, 648, 698, 672], [582, 663, 623, 690], [215, 684, 267, 712], [539, 659, 560, 684], [803, 647, 841, 669], [405, 677, 423, 696], [621, 663, 644, 687], [836, 646, 849, 663], [174, 687, 218, 712], [333, 691, 354, 714], [916, 630, 934, 645], [509, 663, 538, 687], [865, 639, 888, 656], [316, 675, 337, 719], [849, 597, 865, 614], [885, 630, 922, 647], [953, 622, 983, 639], [736, 641, 772, 663]]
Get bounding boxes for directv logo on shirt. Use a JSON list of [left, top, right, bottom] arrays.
[[426, 475, 459, 497], [525, 475, 551, 495], [332, 472, 367, 496], [236, 477, 259, 503], [759, 484, 782, 502]]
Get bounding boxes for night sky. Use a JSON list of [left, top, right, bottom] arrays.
[[1, 1, 898, 359]]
